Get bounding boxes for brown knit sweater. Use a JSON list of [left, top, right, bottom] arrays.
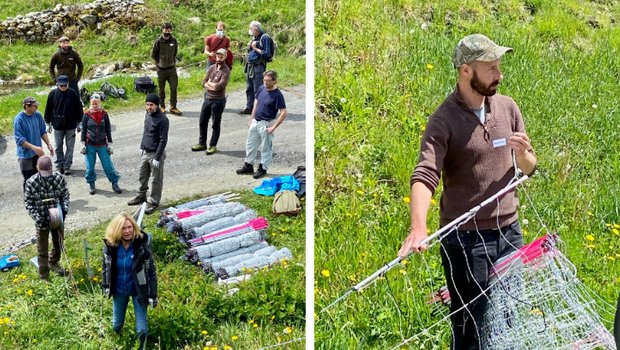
[[410, 87, 527, 230]]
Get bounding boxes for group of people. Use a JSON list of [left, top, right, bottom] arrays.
[[13, 19, 291, 350]]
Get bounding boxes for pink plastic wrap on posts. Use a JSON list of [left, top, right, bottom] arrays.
[[188, 217, 269, 245], [176, 209, 206, 219]]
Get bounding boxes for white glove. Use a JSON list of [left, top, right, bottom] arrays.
[[107, 144, 113, 155], [80, 144, 87, 154], [151, 159, 160, 169], [76, 124, 81, 133], [46, 123, 53, 133]]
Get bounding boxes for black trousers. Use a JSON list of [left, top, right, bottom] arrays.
[[440, 221, 523, 350], [156, 67, 178, 108], [198, 98, 226, 147]]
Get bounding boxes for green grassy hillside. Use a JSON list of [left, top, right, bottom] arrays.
[[0, 0, 305, 134], [315, 0, 620, 348]]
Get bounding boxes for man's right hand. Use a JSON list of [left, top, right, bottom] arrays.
[[34, 146, 45, 157], [398, 227, 429, 257]]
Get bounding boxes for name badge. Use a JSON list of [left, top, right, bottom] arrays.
[[492, 138, 507, 148]]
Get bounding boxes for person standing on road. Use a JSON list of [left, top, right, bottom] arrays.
[[80, 94, 122, 195], [24, 155, 70, 281], [102, 213, 157, 350], [398, 34, 537, 350], [204, 21, 231, 71], [127, 94, 169, 215], [151, 22, 182, 115], [49, 36, 83, 94], [236, 70, 287, 179], [240, 20, 274, 115], [44, 74, 83, 175], [192, 48, 231, 155], [14, 96, 55, 189]]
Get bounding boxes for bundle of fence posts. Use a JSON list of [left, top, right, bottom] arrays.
[[157, 194, 294, 285]]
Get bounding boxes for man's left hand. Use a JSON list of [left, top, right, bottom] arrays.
[[508, 132, 532, 156], [266, 126, 276, 134]]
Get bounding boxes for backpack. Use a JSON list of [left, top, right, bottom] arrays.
[[134, 76, 156, 94], [226, 48, 234, 70], [260, 34, 276, 62], [79, 86, 90, 106], [100, 81, 126, 99], [272, 190, 301, 215]]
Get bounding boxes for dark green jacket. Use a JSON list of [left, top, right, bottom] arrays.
[[151, 35, 178, 69]]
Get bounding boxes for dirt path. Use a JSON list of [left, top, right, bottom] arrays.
[[0, 85, 306, 253]]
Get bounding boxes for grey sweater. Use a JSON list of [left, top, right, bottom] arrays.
[[411, 87, 527, 230]]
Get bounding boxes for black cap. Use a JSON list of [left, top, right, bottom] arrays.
[[146, 93, 160, 106]]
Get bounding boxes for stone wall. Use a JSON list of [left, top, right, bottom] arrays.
[[0, 0, 146, 43]]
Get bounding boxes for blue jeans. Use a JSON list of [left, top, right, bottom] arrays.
[[440, 221, 523, 350], [112, 294, 148, 338], [245, 62, 265, 109], [84, 145, 120, 184]]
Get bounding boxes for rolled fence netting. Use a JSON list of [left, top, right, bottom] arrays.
[[207, 246, 278, 274], [185, 209, 258, 242], [216, 248, 292, 279], [199, 241, 269, 268], [187, 230, 263, 262], [169, 202, 247, 233], [164, 193, 237, 213], [189, 217, 269, 247], [217, 274, 252, 285], [157, 194, 239, 226]]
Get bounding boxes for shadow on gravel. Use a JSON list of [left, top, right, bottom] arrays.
[[70, 199, 99, 214]]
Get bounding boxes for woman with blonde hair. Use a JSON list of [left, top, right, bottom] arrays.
[[102, 213, 157, 350]]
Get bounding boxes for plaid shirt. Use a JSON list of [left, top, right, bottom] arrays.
[[24, 173, 70, 229]]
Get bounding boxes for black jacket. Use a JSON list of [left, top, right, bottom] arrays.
[[151, 35, 178, 69], [140, 109, 169, 161], [49, 46, 84, 82], [81, 109, 112, 146], [102, 234, 157, 308], [44, 88, 83, 130]]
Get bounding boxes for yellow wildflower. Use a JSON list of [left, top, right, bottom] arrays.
[[201, 330, 208, 335], [356, 190, 364, 195], [426, 63, 434, 70], [321, 270, 330, 277], [232, 335, 238, 341], [224, 346, 232, 350], [430, 198, 437, 205], [403, 196, 410, 204], [585, 235, 595, 242], [283, 326, 292, 334], [252, 323, 258, 328], [612, 229, 619, 235], [27, 290, 33, 296]]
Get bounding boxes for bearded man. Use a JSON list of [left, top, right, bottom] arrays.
[[398, 34, 537, 350]]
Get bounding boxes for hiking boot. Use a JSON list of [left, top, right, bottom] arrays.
[[57, 168, 65, 175], [64, 168, 72, 175], [112, 182, 122, 194], [191, 144, 207, 152], [239, 107, 252, 115], [127, 195, 146, 206], [144, 202, 159, 215], [88, 182, 96, 195], [50, 263, 68, 277], [169, 107, 183, 115], [252, 164, 267, 179], [236, 162, 254, 175], [206, 146, 217, 155]]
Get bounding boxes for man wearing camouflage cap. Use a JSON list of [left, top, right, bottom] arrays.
[[398, 34, 537, 350]]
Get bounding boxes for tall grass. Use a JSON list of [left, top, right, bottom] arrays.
[[315, 0, 620, 348]]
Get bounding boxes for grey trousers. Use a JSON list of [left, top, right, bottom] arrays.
[[53, 128, 76, 170], [138, 151, 165, 205]]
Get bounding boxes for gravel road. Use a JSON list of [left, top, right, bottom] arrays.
[[0, 84, 306, 253]]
